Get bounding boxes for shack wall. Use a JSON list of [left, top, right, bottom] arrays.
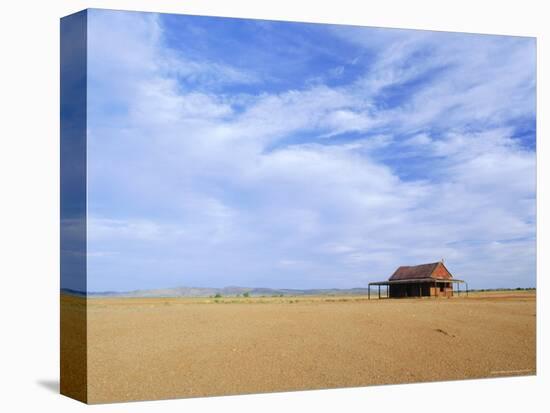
[[389, 283, 430, 298], [390, 282, 453, 298], [432, 282, 453, 297]]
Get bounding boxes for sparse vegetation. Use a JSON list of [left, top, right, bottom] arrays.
[[469, 287, 535, 292]]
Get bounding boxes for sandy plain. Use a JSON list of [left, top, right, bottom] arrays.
[[61, 291, 536, 403]]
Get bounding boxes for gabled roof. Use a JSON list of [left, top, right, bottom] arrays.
[[389, 262, 453, 281]]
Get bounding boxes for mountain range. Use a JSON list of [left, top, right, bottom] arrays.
[[61, 286, 371, 298]]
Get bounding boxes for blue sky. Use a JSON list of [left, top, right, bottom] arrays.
[[85, 9, 536, 291]]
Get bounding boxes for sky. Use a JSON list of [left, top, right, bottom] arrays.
[[85, 9, 536, 292]]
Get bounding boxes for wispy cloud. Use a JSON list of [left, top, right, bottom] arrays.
[[85, 10, 536, 291]]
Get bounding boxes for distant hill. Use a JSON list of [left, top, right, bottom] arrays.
[[61, 286, 372, 298]]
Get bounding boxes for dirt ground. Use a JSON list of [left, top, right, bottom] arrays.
[[61, 291, 536, 403]]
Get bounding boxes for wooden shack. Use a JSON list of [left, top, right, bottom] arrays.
[[368, 261, 467, 299]]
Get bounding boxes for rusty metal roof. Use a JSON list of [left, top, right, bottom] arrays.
[[389, 262, 453, 281], [369, 278, 464, 286]]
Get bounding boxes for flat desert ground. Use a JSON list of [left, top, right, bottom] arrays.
[[61, 291, 536, 403]]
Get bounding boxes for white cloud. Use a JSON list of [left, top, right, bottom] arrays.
[[85, 12, 536, 291], [403, 133, 432, 146], [88, 217, 166, 241]]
